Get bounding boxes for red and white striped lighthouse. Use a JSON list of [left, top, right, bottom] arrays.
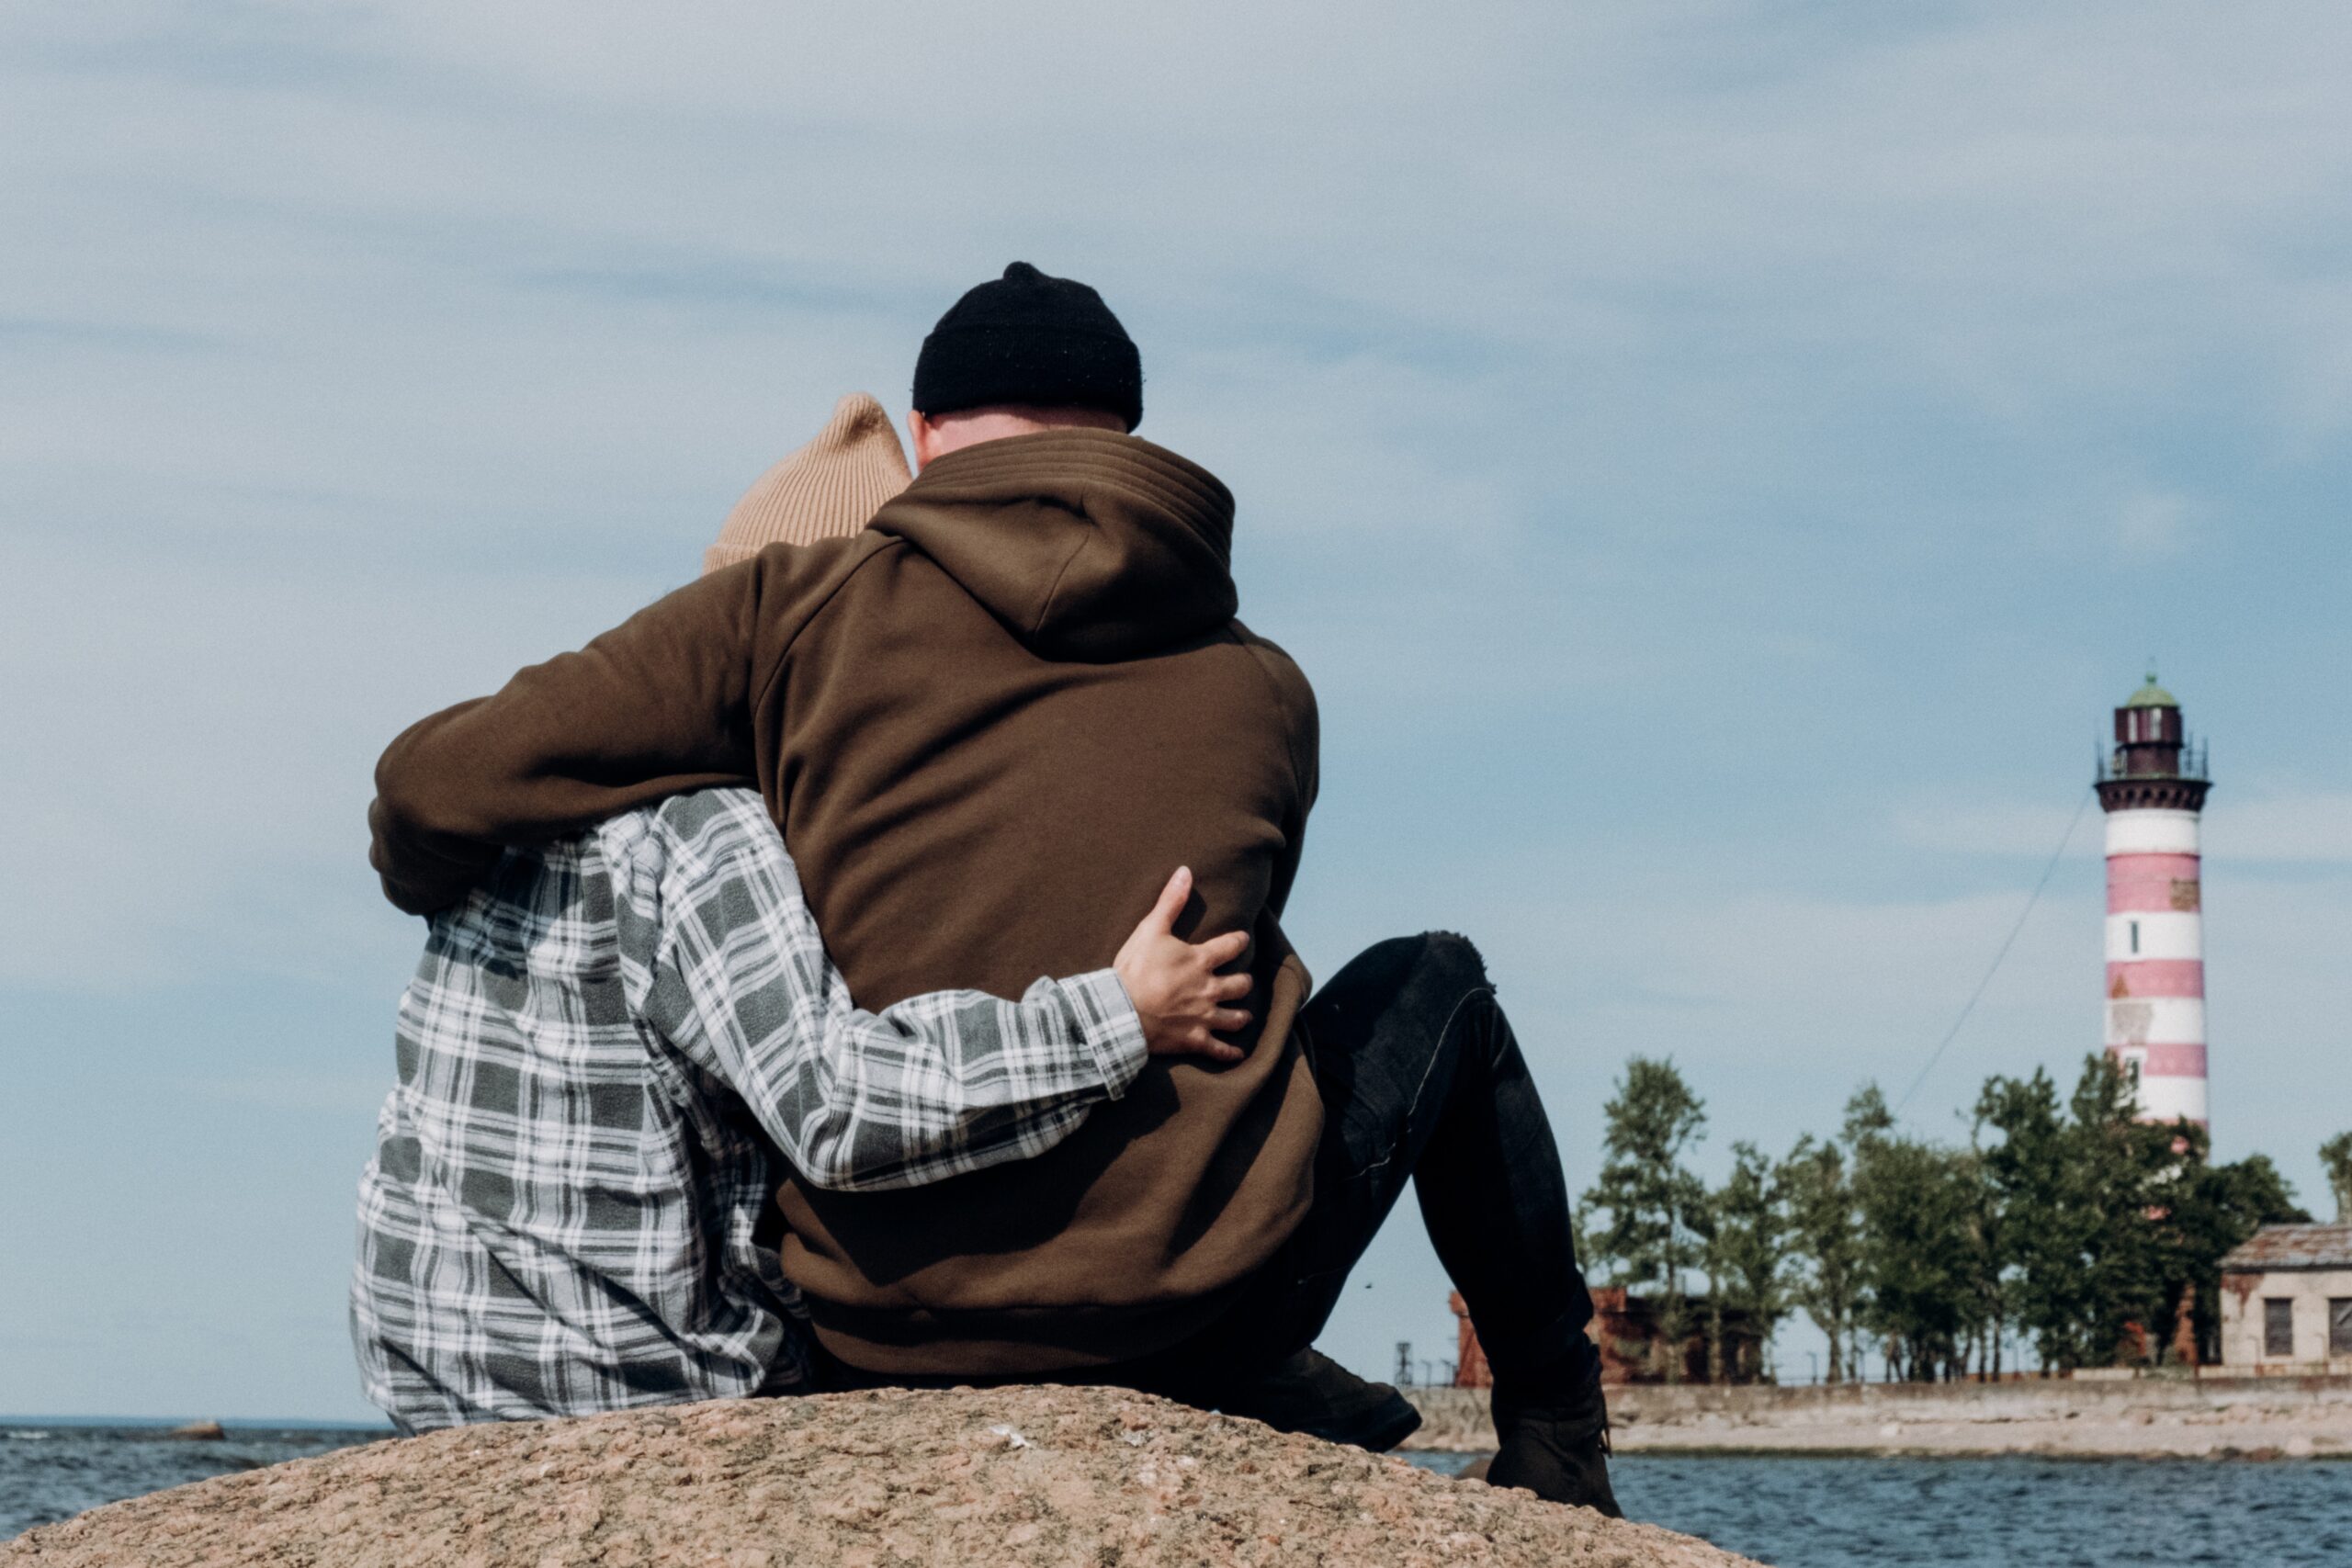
[[2095, 671, 2213, 1126]]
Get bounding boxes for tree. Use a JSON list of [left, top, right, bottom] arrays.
[[1782, 1133, 1861, 1382], [1701, 1140, 1794, 1382], [1850, 1119, 1981, 1382], [1958, 1111, 2009, 1379], [1976, 1056, 2181, 1370], [1581, 1056, 1708, 1382], [1838, 1085, 1904, 1380], [1973, 1057, 2306, 1373], [1582, 1056, 2324, 1388], [2321, 1133, 2352, 1224], [2065, 1054, 2184, 1367], [1975, 1067, 2068, 1374], [2159, 1138, 2306, 1363]]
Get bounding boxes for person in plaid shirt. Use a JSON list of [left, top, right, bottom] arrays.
[[352, 400, 1253, 1433], [353, 789, 1247, 1432]]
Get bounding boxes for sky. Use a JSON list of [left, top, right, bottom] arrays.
[[2, 1, 2347, 1421]]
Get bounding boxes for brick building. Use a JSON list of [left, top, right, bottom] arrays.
[[1451, 1287, 1765, 1387], [2218, 1224, 2352, 1372]]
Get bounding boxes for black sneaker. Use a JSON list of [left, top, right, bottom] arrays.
[[1217, 1348, 1424, 1452], [1485, 1381, 1623, 1517]]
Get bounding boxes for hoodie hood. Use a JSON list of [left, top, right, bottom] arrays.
[[866, 430, 1238, 661]]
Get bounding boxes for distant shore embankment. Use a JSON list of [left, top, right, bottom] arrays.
[[1405, 1376, 2352, 1459]]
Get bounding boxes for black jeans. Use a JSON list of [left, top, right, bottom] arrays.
[[1131, 931, 1599, 1399], [814, 932, 1599, 1401]]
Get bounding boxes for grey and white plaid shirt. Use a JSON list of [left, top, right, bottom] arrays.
[[352, 787, 1145, 1432]]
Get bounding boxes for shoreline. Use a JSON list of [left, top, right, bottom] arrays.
[[1403, 1376, 2352, 1461]]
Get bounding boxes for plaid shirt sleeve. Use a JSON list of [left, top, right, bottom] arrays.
[[601, 789, 1148, 1192]]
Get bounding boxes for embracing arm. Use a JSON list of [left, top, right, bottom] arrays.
[[606, 794, 1253, 1192], [368, 548, 855, 916]]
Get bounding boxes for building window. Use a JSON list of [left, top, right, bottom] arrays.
[[2265, 1298, 2295, 1358], [2130, 921, 2140, 955], [2332, 1300, 2352, 1358]]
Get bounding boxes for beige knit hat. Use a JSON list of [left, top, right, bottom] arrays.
[[702, 392, 913, 576]]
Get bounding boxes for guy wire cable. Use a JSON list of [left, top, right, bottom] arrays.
[[1894, 785, 2095, 1115]]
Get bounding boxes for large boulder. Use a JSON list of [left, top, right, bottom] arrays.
[[4, 1386, 1758, 1566]]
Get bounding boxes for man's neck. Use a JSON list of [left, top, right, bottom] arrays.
[[910, 405, 1127, 468]]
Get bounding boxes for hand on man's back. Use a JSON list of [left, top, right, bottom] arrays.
[[1114, 866, 1254, 1063]]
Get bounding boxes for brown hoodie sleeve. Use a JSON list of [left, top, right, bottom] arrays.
[[368, 544, 866, 914]]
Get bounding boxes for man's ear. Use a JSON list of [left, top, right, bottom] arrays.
[[907, 410, 937, 470]]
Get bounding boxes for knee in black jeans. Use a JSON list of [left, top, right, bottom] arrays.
[[1416, 930, 1490, 991], [1327, 931, 1491, 1029]]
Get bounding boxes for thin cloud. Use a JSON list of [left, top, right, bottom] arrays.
[[1892, 790, 2352, 865], [2211, 792, 2352, 864], [2116, 491, 2194, 558]]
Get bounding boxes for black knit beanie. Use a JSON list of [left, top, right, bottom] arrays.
[[911, 262, 1143, 431]]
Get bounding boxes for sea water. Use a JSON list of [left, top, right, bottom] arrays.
[[1, 1422, 388, 1541], [1407, 1450, 2352, 1565], [7, 1423, 2350, 1562]]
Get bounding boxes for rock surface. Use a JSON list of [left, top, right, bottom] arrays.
[[6, 1387, 1756, 1567]]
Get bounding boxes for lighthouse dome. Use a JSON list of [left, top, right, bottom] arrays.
[[2124, 671, 2177, 709]]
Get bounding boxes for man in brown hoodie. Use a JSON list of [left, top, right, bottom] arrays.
[[369, 264, 1615, 1511]]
